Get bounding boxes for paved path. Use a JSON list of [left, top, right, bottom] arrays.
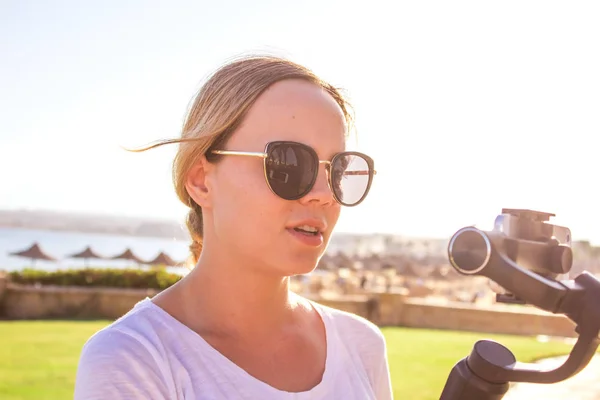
[[503, 355, 600, 400]]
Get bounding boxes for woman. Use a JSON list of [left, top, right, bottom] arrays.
[[74, 55, 393, 399]]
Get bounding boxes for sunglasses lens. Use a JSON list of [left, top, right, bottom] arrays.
[[331, 154, 372, 206], [265, 143, 317, 200]]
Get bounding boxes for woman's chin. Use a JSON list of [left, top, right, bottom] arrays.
[[280, 262, 318, 277]]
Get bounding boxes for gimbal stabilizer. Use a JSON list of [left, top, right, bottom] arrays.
[[439, 209, 600, 400]]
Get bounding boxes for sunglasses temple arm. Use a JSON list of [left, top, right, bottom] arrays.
[[343, 170, 376, 176]]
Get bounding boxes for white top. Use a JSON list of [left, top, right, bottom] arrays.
[[74, 297, 393, 400]]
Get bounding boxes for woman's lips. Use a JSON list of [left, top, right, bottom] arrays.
[[286, 228, 324, 247]]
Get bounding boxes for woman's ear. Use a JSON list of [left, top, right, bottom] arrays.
[[185, 156, 214, 209]]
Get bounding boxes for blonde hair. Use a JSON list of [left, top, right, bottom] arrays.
[[131, 55, 354, 266]]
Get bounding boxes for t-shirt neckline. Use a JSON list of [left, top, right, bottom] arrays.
[[140, 296, 338, 397]]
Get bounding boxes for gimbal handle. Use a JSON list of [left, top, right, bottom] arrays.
[[439, 228, 600, 400]]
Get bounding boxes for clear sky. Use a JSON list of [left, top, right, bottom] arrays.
[[1, 0, 599, 243]]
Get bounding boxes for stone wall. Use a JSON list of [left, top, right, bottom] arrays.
[[397, 298, 576, 338], [0, 273, 7, 308], [1, 284, 158, 320], [0, 283, 577, 338], [305, 293, 377, 321]]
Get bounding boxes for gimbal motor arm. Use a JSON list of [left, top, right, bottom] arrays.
[[439, 218, 600, 400]]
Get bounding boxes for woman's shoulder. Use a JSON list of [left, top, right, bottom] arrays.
[[79, 297, 171, 362], [307, 297, 391, 393], [74, 298, 176, 398], [308, 297, 386, 349]]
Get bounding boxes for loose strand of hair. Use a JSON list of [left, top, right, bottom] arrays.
[[120, 137, 207, 153]]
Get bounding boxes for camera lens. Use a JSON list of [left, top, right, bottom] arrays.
[[448, 228, 491, 274]]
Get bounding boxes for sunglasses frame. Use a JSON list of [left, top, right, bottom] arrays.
[[211, 141, 376, 207]]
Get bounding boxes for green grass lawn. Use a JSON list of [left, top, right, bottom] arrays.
[[0, 321, 576, 399], [382, 327, 574, 399]]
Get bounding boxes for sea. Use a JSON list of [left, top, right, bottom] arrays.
[[0, 227, 390, 274], [0, 227, 192, 274]]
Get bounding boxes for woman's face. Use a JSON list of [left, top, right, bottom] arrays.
[[198, 79, 347, 277]]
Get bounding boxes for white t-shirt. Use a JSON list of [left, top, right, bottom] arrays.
[[74, 297, 393, 400]]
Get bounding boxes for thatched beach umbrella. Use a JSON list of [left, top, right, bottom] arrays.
[[110, 248, 145, 266], [428, 265, 451, 280], [317, 257, 334, 271], [362, 253, 384, 271], [9, 242, 56, 267], [398, 262, 420, 278], [67, 246, 105, 267], [147, 251, 180, 267], [331, 251, 353, 270]]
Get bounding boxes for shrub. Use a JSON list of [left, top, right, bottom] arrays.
[[7, 268, 183, 290]]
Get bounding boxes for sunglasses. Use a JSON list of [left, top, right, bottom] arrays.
[[211, 141, 376, 207]]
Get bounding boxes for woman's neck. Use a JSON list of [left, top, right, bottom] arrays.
[[177, 251, 301, 341]]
